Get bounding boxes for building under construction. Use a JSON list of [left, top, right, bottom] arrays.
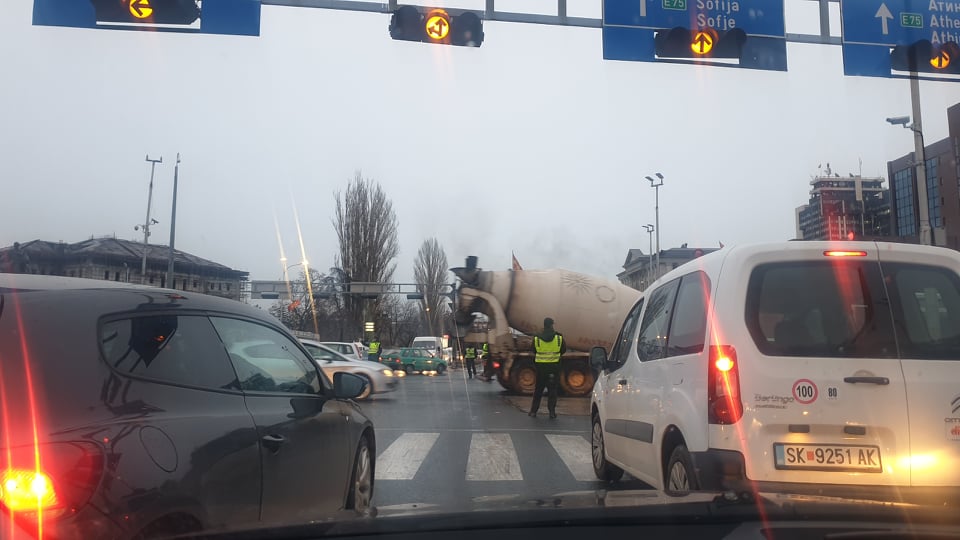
[[795, 166, 892, 241]]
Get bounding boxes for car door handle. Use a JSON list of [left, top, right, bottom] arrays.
[[261, 434, 286, 452], [843, 376, 890, 385]]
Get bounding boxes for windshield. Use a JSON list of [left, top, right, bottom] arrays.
[[4, 0, 960, 538]]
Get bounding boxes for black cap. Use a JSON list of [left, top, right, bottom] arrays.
[[543, 318, 554, 327]]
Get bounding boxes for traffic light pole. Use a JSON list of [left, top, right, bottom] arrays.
[[909, 75, 932, 246], [166, 153, 180, 288], [140, 155, 162, 284]]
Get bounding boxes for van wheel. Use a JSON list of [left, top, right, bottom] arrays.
[[404, 365, 415, 375], [591, 415, 624, 482], [436, 364, 446, 375], [664, 445, 699, 496]]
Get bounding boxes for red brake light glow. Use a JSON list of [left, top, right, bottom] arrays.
[[0, 469, 58, 512], [0, 442, 104, 522], [708, 345, 743, 425], [823, 250, 867, 257]]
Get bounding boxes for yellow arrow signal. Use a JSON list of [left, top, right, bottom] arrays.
[[930, 49, 951, 70], [691, 30, 715, 55], [129, 0, 153, 19], [425, 10, 450, 41]]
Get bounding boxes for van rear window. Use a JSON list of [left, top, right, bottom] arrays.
[[745, 261, 898, 358], [883, 263, 960, 361]]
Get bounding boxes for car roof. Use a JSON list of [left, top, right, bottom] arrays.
[[643, 241, 960, 293], [0, 273, 276, 323]]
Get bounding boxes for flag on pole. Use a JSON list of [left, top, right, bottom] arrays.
[[719, 241, 725, 249], [512, 252, 523, 271]]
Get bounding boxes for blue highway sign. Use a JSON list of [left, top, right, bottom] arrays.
[[33, 0, 261, 36], [841, 0, 960, 78], [603, 0, 788, 71]]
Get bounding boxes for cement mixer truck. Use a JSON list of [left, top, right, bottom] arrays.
[[452, 257, 642, 397]]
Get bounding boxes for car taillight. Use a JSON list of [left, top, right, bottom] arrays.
[[708, 345, 742, 425], [0, 442, 104, 521], [493, 362, 500, 370]]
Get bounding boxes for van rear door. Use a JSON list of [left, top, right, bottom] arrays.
[[728, 246, 910, 487], [877, 246, 960, 488]]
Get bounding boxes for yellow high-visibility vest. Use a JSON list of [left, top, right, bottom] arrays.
[[534, 335, 562, 363], [369, 342, 381, 354], [465, 347, 476, 359]]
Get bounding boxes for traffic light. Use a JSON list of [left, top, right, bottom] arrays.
[[388, 6, 484, 47], [890, 41, 960, 74], [654, 27, 747, 59], [90, 0, 201, 25]]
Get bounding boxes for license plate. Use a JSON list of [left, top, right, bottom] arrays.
[[774, 444, 882, 472]]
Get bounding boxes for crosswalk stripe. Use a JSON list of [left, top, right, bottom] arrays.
[[544, 434, 594, 482], [466, 433, 523, 481], [375, 432, 440, 480]]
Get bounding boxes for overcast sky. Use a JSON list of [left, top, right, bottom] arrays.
[[2, 0, 958, 284]]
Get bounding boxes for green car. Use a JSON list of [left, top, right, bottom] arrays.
[[382, 347, 447, 375]]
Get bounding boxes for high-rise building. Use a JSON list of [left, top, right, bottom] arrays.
[[795, 166, 891, 241], [886, 102, 960, 249]]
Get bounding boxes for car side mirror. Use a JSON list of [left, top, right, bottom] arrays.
[[333, 372, 367, 399], [590, 347, 609, 371]]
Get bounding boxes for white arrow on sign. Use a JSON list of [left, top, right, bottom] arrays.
[[875, 3, 893, 35]]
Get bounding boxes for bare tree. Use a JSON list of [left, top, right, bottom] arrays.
[[333, 171, 400, 340], [413, 238, 450, 337]]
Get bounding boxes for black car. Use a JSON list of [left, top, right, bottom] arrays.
[[0, 274, 375, 539]]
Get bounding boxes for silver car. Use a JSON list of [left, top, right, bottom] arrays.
[[302, 339, 401, 399]]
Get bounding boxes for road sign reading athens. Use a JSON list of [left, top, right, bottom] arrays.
[[602, 0, 788, 71], [841, 0, 960, 78]]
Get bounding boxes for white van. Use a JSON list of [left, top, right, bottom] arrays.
[[590, 241, 960, 503], [411, 336, 452, 362]]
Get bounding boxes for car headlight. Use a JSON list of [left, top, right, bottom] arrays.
[[383, 369, 394, 377]]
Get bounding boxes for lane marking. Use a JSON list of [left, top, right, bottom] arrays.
[[467, 433, 523, 481], [375, 432, 440, 480], [375, 427, 588, 434], [545, 434, 594, 482]]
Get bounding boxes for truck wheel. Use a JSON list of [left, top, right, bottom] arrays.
[[510, 361, 538, 395], [559, 361, 594, 397]]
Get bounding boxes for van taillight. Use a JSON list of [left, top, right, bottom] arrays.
[[708, 345, 743, 425], [0, 442, 104, 521]]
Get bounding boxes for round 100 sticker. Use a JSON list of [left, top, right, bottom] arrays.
[[792, 379, 818, 404]]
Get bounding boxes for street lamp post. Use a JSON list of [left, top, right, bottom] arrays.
[[645, 173, 664, 279], [642, 224, 654, 287], [139, 155, 162, 284], [887, 110, 931, 246]]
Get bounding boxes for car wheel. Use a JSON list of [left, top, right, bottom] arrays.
[[664, 444, 699, 496], [404, 364, 415, 375], [347, 436, 373, 514], [591, 415, 624, 482], [356, 374, 372, 400], [436, 364, 446, 375]]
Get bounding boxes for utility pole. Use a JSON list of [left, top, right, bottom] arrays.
[[166, 153, 181, 288], [646, 173, 664, 280], [643, 224, 654, 288], [909, 75, 932, 246], [140, 155, 162, 284]]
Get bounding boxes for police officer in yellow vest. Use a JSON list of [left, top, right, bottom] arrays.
[[367, 338, 381, 362], [529, 318, 566, 419], [465, 345, 477, 378]]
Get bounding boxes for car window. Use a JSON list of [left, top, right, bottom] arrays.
[[608, 298, 645, 369], [885, 263, 960, 360], [636, 279, 680, 362], [211, 317, 323, 394], [666, 272, 711, 357], [303, 343, 338, 362], [100, 315, 238, 390], [746, 261, 897, 358]]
